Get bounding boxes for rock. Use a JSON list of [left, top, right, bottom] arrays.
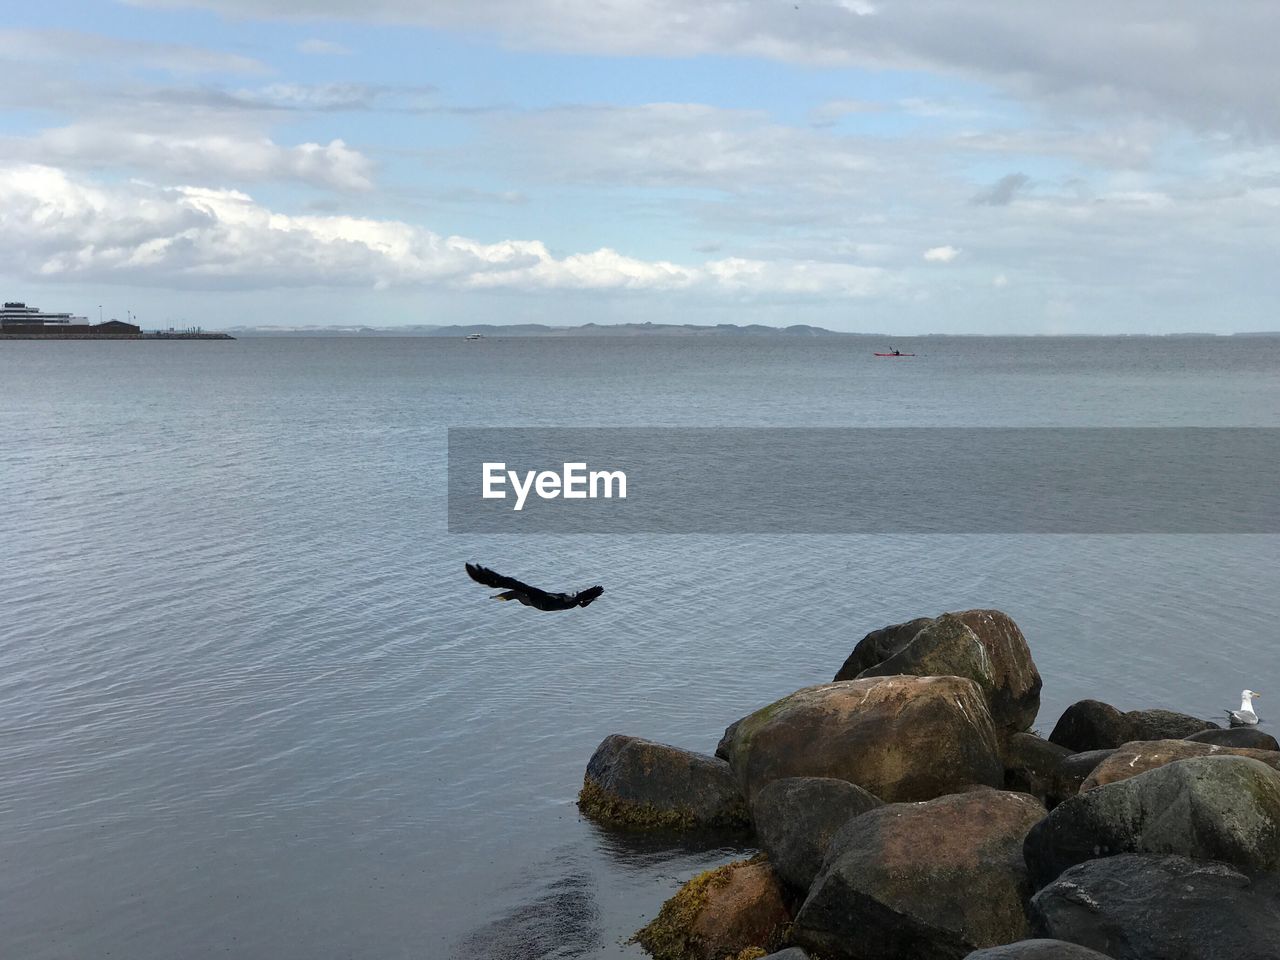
[[760, 951, 811, 960], [793, 789, 1047, 960], [1055, 749, 1115, 799], [963, 941, 1112, 960], [950, 609, 1043, 735], [750, 777, 883, 892], [1030, 854, 1280, 960], [579, 734, 748, 830], [836, 610, 1041, 735], [1003, 732, 1076, 806], [1187, 726, 1280, 751], [1048, 699, 1216, 751], [1081, 738, 1280, 790], [1046, 701, 1127, 752], [721, 675, 1004, 803], [833, 617, 935, 680], [1023, 755, 1280, 888], [1125, 708, 1219, 742], [632, 857, 790, 960]]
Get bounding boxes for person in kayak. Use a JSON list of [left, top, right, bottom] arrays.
[[891, 348, 901, 355]]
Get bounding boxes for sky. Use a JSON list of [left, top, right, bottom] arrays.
[[3, 2, 1280, 333]]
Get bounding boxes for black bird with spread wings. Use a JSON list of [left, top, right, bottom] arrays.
[[465, 563, 604, 611]]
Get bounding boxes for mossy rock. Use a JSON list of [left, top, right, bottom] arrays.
[[578, 734, 749, 831], [633, 855, 789, 960]]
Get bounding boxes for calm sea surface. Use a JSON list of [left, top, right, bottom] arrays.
[[2, 335, 1278, 959]]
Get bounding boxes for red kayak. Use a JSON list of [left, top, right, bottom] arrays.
[[874, 352, 915, 357]]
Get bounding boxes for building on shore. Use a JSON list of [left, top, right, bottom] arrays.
[[0, 301, 87, 328], [0, 302, 140, 336]]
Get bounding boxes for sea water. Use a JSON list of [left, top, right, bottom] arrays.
[[2, 334, 1278, 958]]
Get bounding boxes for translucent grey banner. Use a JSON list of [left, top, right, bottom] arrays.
[[447, 428, 1280, 533]]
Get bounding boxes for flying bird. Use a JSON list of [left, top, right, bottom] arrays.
[[1226, 689, 1261, 727], [465, 563, 604, 611]]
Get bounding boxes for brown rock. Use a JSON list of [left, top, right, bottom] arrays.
[[836, 610, 1041, 736], [1002, 732, 1075, 807], [720, 675, 1003, 803], [633, 857, 790, 960], [794, 790, 1048, 960], [1082, 738, 1280, 790], [951, 609, 1043, 734]]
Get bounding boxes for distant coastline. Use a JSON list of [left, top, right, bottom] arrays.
[[222, 321, 1280, 338]]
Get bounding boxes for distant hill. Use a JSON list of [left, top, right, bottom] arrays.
[[225, 321, 844, 337]]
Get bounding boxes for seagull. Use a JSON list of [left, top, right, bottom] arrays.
[[1226, 689, 1262, 727], [465, 563, 604, 611]]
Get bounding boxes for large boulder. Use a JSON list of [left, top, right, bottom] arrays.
[[1023, 755, 1280, 888], [1002, 732, 1076, 807], [964, 941, 1112, 960], [793, 789, 1047, 960], [834, 617, 935, 679], [1187, 726, 1280, 751], [1055, 749, 1115, 798], [1081, 739, 1280, 790], [1030, 855, 1280, 960], [720, 675, 1004, 803], [836, 610, 1041, 735], [632, 857, 790, 960], [579, 734, 748, 830], [750, 777, 883, 892], [1048, 700, 1216, 751]]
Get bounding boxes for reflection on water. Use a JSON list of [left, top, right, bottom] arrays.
[[451, 868, 602, 960]]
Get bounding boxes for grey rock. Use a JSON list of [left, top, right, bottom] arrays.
[[751, 777, 884, 892], [1023, 754, 1280, 888], [1187, 726, 1280, 751], [1031, 854, 1280, 960], [964, 940, 1112, 960], [1048, 700, 1216, 752]]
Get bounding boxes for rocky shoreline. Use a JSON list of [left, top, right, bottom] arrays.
[[577, 608, 1280, 960]]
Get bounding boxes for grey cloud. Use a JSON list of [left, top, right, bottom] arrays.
[[122, 1, 1280, 138], [972, 172, 1029, 206]]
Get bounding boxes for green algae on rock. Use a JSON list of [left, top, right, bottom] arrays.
[[578, 734, 749, 830]]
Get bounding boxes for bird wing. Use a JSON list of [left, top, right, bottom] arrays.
[[575, 585, 605, 605], [465, 563, 553, 601]]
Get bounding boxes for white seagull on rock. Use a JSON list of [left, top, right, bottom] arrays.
[[1226, 689, 1262, 727]]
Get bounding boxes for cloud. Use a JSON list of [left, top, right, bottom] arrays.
[[118, 2, 1280, 135], [484, 102, 874, 191], [971, 173, 1030, 206], [297, 38, 352, 55], [1, 127, 375, 190], [0, 164, 889, 296], [923, 245, 960, 262], [0, 28, 265, 74]]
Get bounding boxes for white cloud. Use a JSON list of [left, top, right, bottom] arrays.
[[993, 273, 1009, 287], [0, 164, 890, 296], [923, 245, 960, 262], [1, 127, 375, 191], [297, 38, 352, 55]]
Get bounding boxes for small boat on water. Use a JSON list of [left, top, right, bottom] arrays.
[[874, 351, 914, 357], [464, 333, 485, 340]]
